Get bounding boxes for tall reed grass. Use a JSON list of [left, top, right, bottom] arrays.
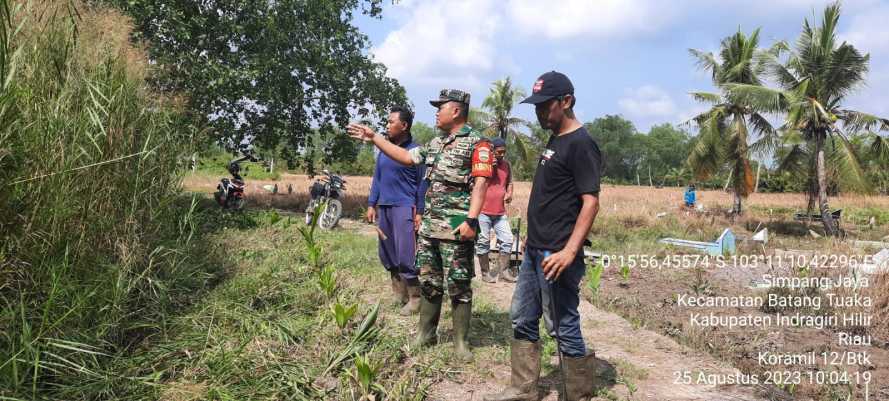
[[0, 1, 210, 398]]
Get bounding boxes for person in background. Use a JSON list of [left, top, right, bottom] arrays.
[[683, 183, 696, 209], [367, 106, 427, 315], [476, 137, 516, 283]]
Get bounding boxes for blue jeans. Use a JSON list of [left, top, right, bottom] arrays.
[[475, 214, 513, 255], [510, 246, 587, 357]]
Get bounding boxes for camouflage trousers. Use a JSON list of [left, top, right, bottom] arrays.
[[416, 235, 474, 303]]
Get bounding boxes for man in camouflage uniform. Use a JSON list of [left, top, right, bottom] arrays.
[[347, 89, 493, 361]]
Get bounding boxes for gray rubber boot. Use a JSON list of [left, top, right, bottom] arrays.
[[478, 254, 495, 283], [497, 253, 516, 283], [563, 354, 602, 401], [483, 340, 540, 401], [390, 272, 407, 305], [400, 279, 421, 316]]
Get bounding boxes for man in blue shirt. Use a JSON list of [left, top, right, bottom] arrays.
[[684, 184, 696, 208], [367, 106, 428, 315]]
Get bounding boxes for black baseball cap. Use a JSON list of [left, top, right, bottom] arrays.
[[520, 71, 574, 104]]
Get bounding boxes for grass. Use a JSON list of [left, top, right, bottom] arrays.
[[0, 1, 216, 398], [48, 206, 438, 400], [3, 0, 886, 398]]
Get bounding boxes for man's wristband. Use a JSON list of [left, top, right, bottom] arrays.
[[464, 217, 479, 230]]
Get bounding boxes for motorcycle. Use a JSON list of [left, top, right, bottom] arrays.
[[305, 169, 346, 229], [213, 154, 256, 210]]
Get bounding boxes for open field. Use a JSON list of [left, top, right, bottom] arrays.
[[185, 172, 889, 400], [9, 0, 889, 398], [185, 172, 889, 232]]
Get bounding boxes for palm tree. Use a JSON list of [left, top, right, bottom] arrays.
[[774, 131, 870, 201], [481, 77, 527, 139], [724, 2, 889, 235], [686, 28, 775, 215], [476, 77, 531, 166], [663, 167, 691, 187]]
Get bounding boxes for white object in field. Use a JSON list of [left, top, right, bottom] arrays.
[[853, 240, 889, 249], [262, 184, 276, 193], [858, 248, 889, 275], [584, 249, 602, 261], [659, 228, 736, 256], [656, 212, 667, 218], [489, 234, 522, 255], [752, 228, 769, 244], [809, 230, 821, 239], [695, 203, 704, 211], [747, 279, 772, 290]]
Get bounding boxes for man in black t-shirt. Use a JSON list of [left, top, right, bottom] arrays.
[[485, 71, 605, 401]]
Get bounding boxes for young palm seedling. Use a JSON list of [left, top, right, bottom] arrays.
[[332, 301, 358, 330], [619, 264, 631, 288], [587, 259, 605, 298], [349, 352, 385, 400], [297, 202, 326, 271], [318, 265, 337, 298]]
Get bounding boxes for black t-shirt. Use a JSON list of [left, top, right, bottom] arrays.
[[526, 127, 602, 251]]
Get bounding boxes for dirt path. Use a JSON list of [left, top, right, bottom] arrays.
[[340, 219, 771, 400], [428, 278, 770, 401]]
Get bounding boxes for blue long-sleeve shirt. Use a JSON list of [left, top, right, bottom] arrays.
[[684, 188, 696, 206], [368, 136, 428, 213]]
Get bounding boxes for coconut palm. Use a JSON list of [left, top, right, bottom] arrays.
[[475, 77, 531, 167], [774, 131, 869, 200], [686, 28, 775, 214], [481, 77, 527, 139], [723, 2, 889, 235]]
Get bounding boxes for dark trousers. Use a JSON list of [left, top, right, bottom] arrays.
[[377, 205, 418, 281]]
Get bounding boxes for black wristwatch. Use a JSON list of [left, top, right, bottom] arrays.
[[464, 217, 479, 230]]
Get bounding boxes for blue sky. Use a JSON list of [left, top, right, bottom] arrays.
[[354, 0, 889, 134]]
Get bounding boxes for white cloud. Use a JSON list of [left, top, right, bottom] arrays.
[[702, 0, 879, 19], [619, 85, 677, 118], [839, 4, 889, 55], [371, 0, 500, 84], [847, 68, 889, 119], [506, 0, 677, 39]]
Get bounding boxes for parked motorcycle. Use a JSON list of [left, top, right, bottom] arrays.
[[214, 154, 256, 210], [305, 169, 346, 229]]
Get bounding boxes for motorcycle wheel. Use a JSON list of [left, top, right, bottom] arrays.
[[232, 196, 246, 211], [305, 200, 317, 225], [319, 199, 342, 229]]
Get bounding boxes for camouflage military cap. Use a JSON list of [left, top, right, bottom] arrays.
[[429, 89, 471, 107]]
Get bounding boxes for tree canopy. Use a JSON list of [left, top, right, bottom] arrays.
[[111, 0, 408, 163]]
